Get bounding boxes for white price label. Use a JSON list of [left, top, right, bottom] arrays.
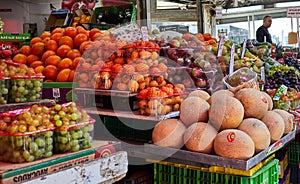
[[241, 38, 247, 59], [217, 36, 225, 57], [229, 44, 235, 74]]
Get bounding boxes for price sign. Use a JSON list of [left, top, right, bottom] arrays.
[[229, 44, 235, 74], [241, 38, 247, 59], [287, 7, 300, 18], [217, 36, 225, 57]]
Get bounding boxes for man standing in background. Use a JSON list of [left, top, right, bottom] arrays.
[[256, 15, 273, 44]]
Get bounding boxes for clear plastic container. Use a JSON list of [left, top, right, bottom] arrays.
[[137, 92, 187, 117], [53, 120, 95, 153], [0, 77, 9, 104], [223, 67, 258, 91], [9, 76, 44, 103], [0, 129, 54, 163]]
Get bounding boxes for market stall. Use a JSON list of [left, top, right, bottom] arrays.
[[0, 0, 300, 183]]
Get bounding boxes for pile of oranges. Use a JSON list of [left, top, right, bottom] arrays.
[[13, 26, 102, 82]]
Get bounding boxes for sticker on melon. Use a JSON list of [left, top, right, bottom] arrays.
[[227, 132, 235, 142]]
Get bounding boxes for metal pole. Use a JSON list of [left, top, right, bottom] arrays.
[[252, 14, 255, 39], [197, 0, 203, 33], [247, 15, 250, 38]]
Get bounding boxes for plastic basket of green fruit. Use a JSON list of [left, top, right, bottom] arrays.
[[0, 77, 9, 105], [53, 119, 95, 153], [9, 75, 44, 103], [0, 129, 54, 163], [0, 105, 54, 163]]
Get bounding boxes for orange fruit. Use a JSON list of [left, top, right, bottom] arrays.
[[79, 41, 91, 54], [43, 65, 58, 81], [51, 32, 63, 43], [13, 53, 27, 64], [27, 55, 40, 66], [41, 50, 56, 62], [59, 36, 74, 48], [34, 65, 44, 74], [51, 27, 65, 36], [58, 58, 72, 71], [30, 37, 43, 46], [68, 70, 75, 82], [64, 27, 77, 38], [56, 68, 71, 82], [203, 33, 212, 41], [67, 49, 81, 60], [89, 28, 102, 40], [57, 45, 71, 58], [45, 55, 61, 66], [72, 57, 85, 70], [30, 61, 43, 68], [40, 31, 51, 40], [19, 45, 31, 56], [74, 33, 89, 48], [76, 26, 88, 36], [31, 42, 45, 56], [42, 37, 51, 44], [45, 40, 58, 51], [92, 32, 102, 41]]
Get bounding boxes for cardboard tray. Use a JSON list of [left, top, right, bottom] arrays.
[[143, 130, 296, 170]]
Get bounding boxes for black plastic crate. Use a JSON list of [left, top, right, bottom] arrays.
[[101, 116, 156, 143], [289, 163, 300, 184]]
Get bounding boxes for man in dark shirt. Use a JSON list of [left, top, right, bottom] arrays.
[[256, 16, 272, 43]]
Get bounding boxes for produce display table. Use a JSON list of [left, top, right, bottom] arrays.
[[0, 141, 127, 184], [122, 130, 296, 171]]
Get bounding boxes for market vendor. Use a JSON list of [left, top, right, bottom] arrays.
[[256, 15, 273, 44]]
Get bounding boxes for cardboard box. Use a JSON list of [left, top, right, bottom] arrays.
[[45, 9, 72, 31], [71, 8, 94, 29], [0, 141, 120, 184]]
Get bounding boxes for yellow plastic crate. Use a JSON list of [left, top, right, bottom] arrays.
[[278, 152, 288, 179], [148, 154, 275, 177], [208, 154, 275, 177]]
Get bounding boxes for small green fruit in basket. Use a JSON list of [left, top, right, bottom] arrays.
[[55, 104, 62, 111]]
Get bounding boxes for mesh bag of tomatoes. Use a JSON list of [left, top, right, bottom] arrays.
[[136, 84, 188, 117], [0, 76, 9, 105], [9, 75, 44, 103], [53, 120, 95, 153], [0, 106, 55, 163]]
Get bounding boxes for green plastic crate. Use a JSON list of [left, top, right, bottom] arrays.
[[102, 116, 156, 142], [285, 135, 300, 164], [154, 159, 279, 184]]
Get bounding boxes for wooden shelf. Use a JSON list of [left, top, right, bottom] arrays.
[[85, 107, 179, 121], [0, 99, 56, 113], [73, 88, 137, 97]]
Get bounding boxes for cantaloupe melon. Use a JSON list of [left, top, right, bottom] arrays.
[[184, 122, 217, 154], [272, 109, 294, 134], [152, 118, 186, 148], [238, 118, 271, 153], [188, 90, 210, 101], [208, 95, 244, 130], [207, 89, 234, 104], [261, 91, 273, 110], [261, 111, 285, 142], [180, 96, 210, 126], [214, 129, 255, 160], [234, 88, 268, 119]]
